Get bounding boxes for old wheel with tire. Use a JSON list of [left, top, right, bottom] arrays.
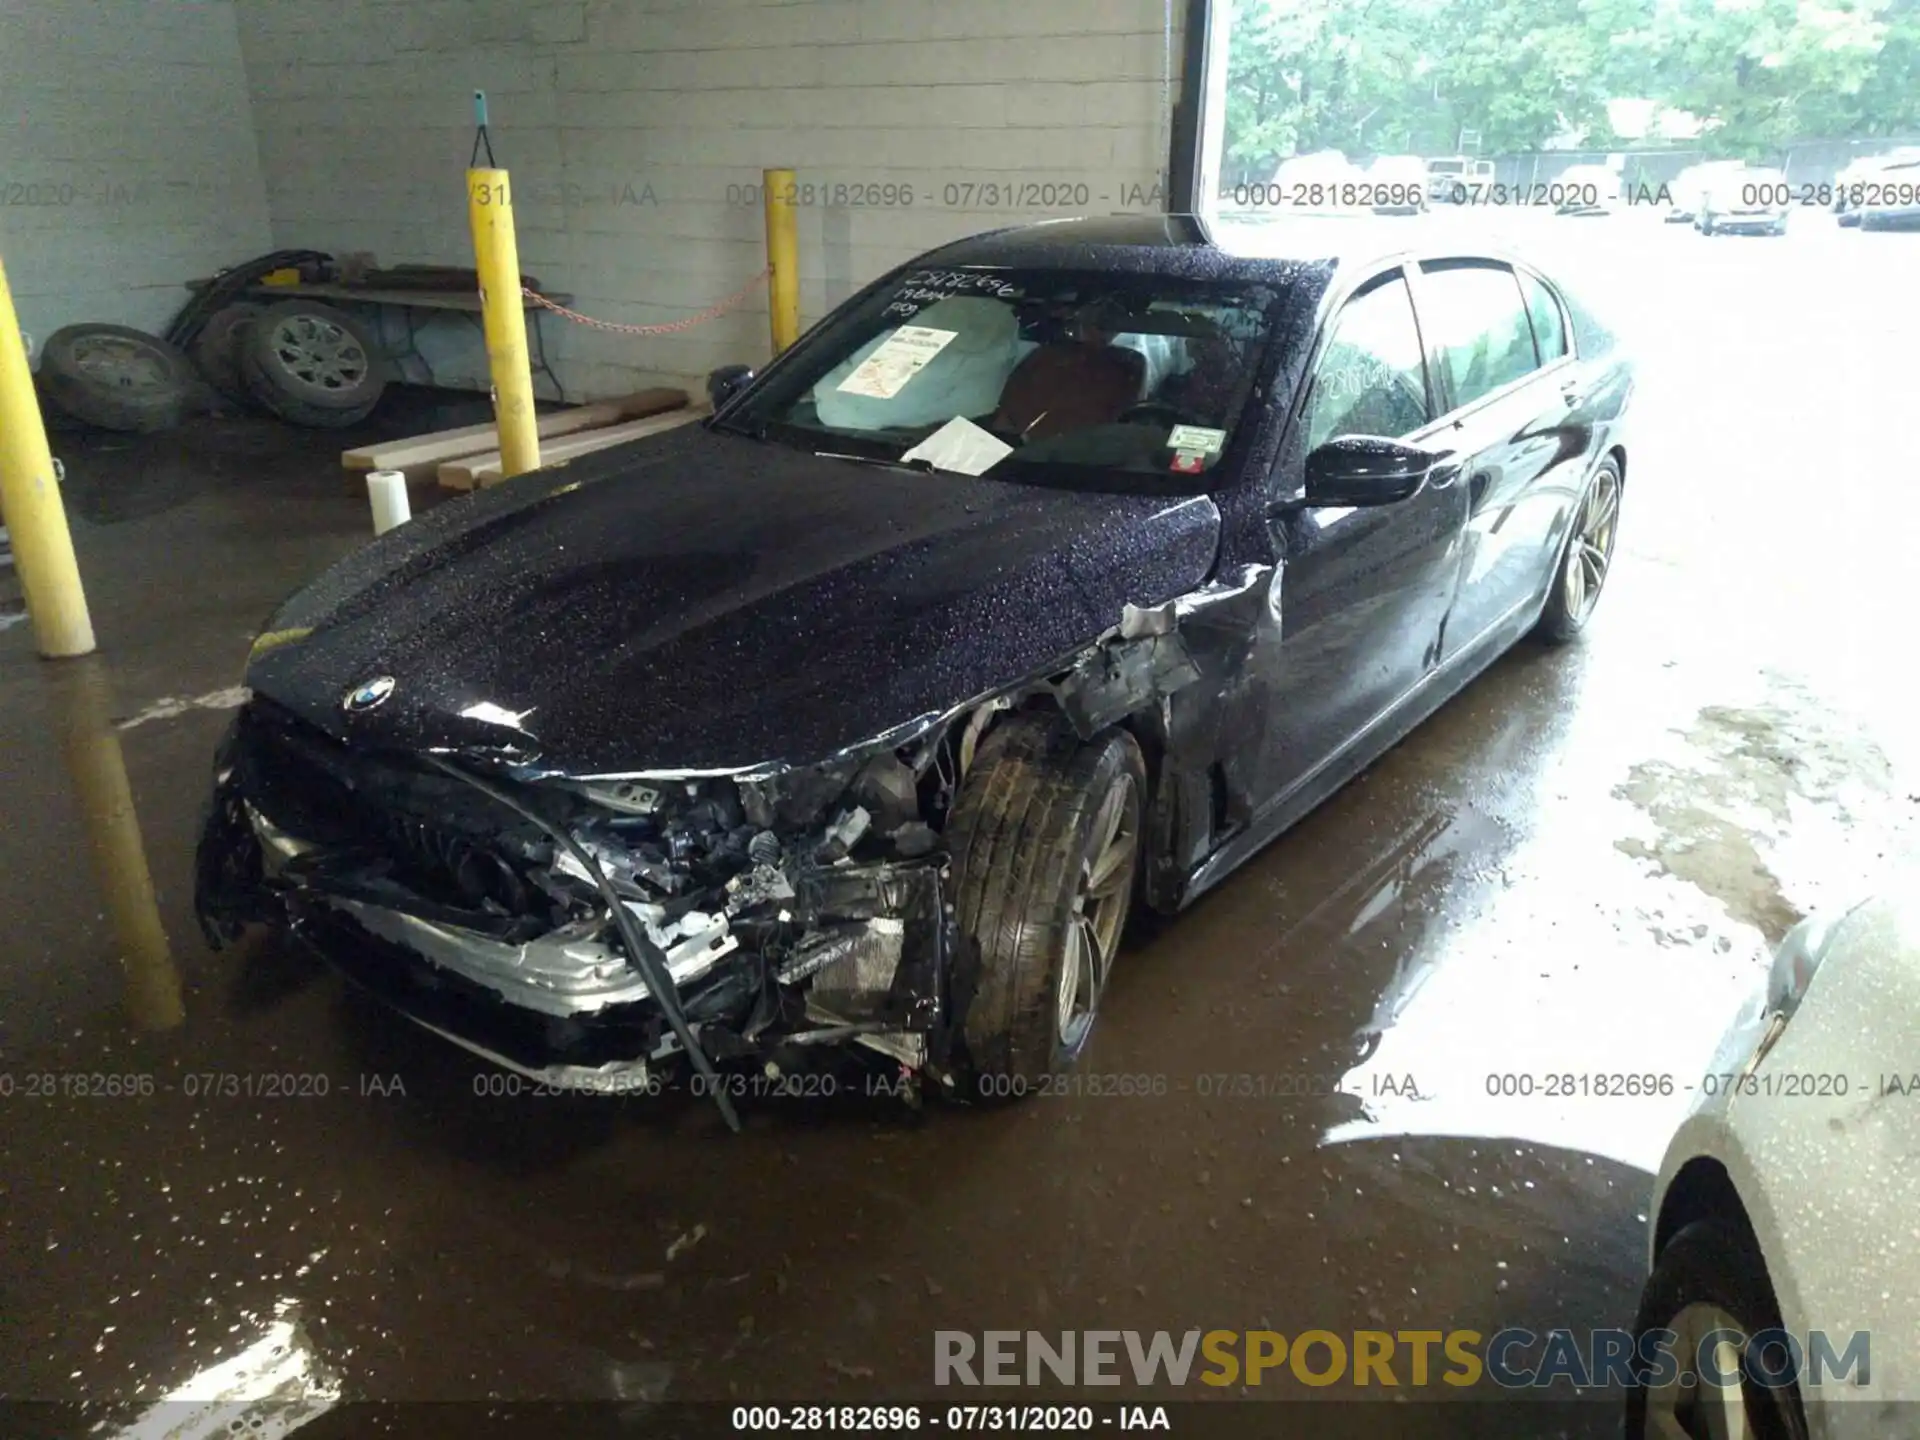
[[1625, 1221, 1809, 1440], [37, 324, 197, 433], [189, 302, 266, 409], [1535, 457, 1621, 644], [240, 300, 386, 428], [946, 713, 1145, 1099]]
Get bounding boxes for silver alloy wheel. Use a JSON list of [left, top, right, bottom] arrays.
[[1564, 467, 1621, 624], [267, 314, 369, 392], [1056, 774, 1140, 1049], [1642, 1302, 1754, 1440], [69, 334, 174, 391]]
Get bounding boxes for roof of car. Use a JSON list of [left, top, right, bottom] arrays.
[[917, 213, 1540, 286]]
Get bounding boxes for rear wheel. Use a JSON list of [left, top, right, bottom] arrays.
[[1535, 458, 1622, 644], [946, 713, 1145, 1100], [1624, 1221, 1809, 1440]]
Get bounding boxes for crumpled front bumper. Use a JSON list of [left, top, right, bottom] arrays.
[[193, 747, 962, 1091]]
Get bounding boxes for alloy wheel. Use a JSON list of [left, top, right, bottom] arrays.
[[1642, 1302, 1757, 1440], [267, 314, 369, 392], [1056, 774, 1141, 1049], [1564, 468, 1620, 624]]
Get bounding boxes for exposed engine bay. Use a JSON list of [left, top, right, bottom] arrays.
[[195, 694, 994, 1111]]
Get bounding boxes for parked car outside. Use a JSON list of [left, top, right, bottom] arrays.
[[1832, 146, 1920, 224], [1426, 155, 1496, 204], [1552, 164, 1620, 216], [196, 216, 1634, 1121], [1666, 161, 1745, 224], [1627, 874, 1920, 1438], [1697, 167, 1790, 235], [1849, 154, 1920, 231], [1367, 155, 1428, 215]]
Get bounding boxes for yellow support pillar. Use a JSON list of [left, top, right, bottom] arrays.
[[54, 662, 184, 1031], [763, 167, 800, 355], [466, 167, 541, 480], [0, 255, 96, 658]]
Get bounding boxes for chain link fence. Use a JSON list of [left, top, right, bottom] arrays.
[[1486, 138, 1920, 191]]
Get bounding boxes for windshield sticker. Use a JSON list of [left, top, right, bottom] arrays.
[[1170, 449, 1207, 475], [835, 326, 960, 399], [1166, 424, 1227, 455], [900, 416, 1013, 477]]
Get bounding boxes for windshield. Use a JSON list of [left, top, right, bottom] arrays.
[[718, 267, 1283, 492]]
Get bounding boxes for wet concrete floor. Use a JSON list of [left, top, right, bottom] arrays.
[[3, 220, 1918, 1438]]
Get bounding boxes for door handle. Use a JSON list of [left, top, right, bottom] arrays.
[[1559, 381, 1581, 407]]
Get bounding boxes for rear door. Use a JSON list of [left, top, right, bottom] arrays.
[[1411, 258, 1579, 662]]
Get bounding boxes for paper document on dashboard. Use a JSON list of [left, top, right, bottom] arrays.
[[899, 417, 1014, 476]]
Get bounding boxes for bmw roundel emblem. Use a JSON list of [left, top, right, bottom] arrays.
[[343, 675, 397, 713]]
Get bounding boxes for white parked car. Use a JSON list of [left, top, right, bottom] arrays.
[[1666, 161, 1745, 224], [1552, 163, 1620, 216], [1269, 150, 1366, 213], [1696, 166, 1790, 235], [1629, 880, 1920, 1438], [1366, 155, 1428, 215], [1833, 147, 1920, 223], [1425, 155, 1495, 204]]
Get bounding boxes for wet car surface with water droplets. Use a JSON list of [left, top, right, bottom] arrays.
[[2, 213, 1917, 1435]]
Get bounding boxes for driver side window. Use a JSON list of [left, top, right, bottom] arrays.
[[1299, 271, 1431, 453]]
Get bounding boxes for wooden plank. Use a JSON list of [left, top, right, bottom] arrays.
[[342, 388, 688, 480], [442, 405, 712, 491]]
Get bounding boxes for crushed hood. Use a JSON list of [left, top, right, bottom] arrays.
[[246, 423, 1222, 774]]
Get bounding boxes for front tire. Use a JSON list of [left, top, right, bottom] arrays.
[[1625, 1221, 1809, 1440], [947, 713, 1146, 1099], [1535, 457, 1621, 644]]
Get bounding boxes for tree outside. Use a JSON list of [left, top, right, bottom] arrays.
[[1221, 0, 1920, 187]]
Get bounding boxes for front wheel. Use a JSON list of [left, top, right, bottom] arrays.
[[1535, 458, 1621, 644], [1624, 1221, 1809, 1440], [946, 713, 1146, 1100]]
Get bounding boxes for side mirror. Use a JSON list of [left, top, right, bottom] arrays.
[[1299, 435, 1441, 507], [706, 364, 755, 412]]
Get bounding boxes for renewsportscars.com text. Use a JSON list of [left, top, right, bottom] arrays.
[[934, 1328, 1871, 1391]]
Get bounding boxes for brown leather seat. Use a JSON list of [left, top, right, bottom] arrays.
[[991, 340, 1145, 440]]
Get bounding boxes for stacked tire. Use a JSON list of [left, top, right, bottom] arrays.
[[36, 325, 199, 433], [188, 302, 266, 411], [236, 300, 387, 428]]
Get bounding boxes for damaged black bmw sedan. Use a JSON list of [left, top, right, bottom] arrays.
[[196, 215, 1631, 1118]]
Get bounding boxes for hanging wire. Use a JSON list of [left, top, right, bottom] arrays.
[[522, 269, 772, 335]]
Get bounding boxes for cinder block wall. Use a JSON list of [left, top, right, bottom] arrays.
[[234, 0, 1183, 399], [0, 1, 272, 349]]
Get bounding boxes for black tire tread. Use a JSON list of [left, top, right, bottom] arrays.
[[190, 302, 266, 407], [37, 323, 195, 433], [947, 713, 1144, 1091]]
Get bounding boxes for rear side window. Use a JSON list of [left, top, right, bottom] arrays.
[[1416, 260, 1539, 411], [1520, 272, 1568, 364]]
